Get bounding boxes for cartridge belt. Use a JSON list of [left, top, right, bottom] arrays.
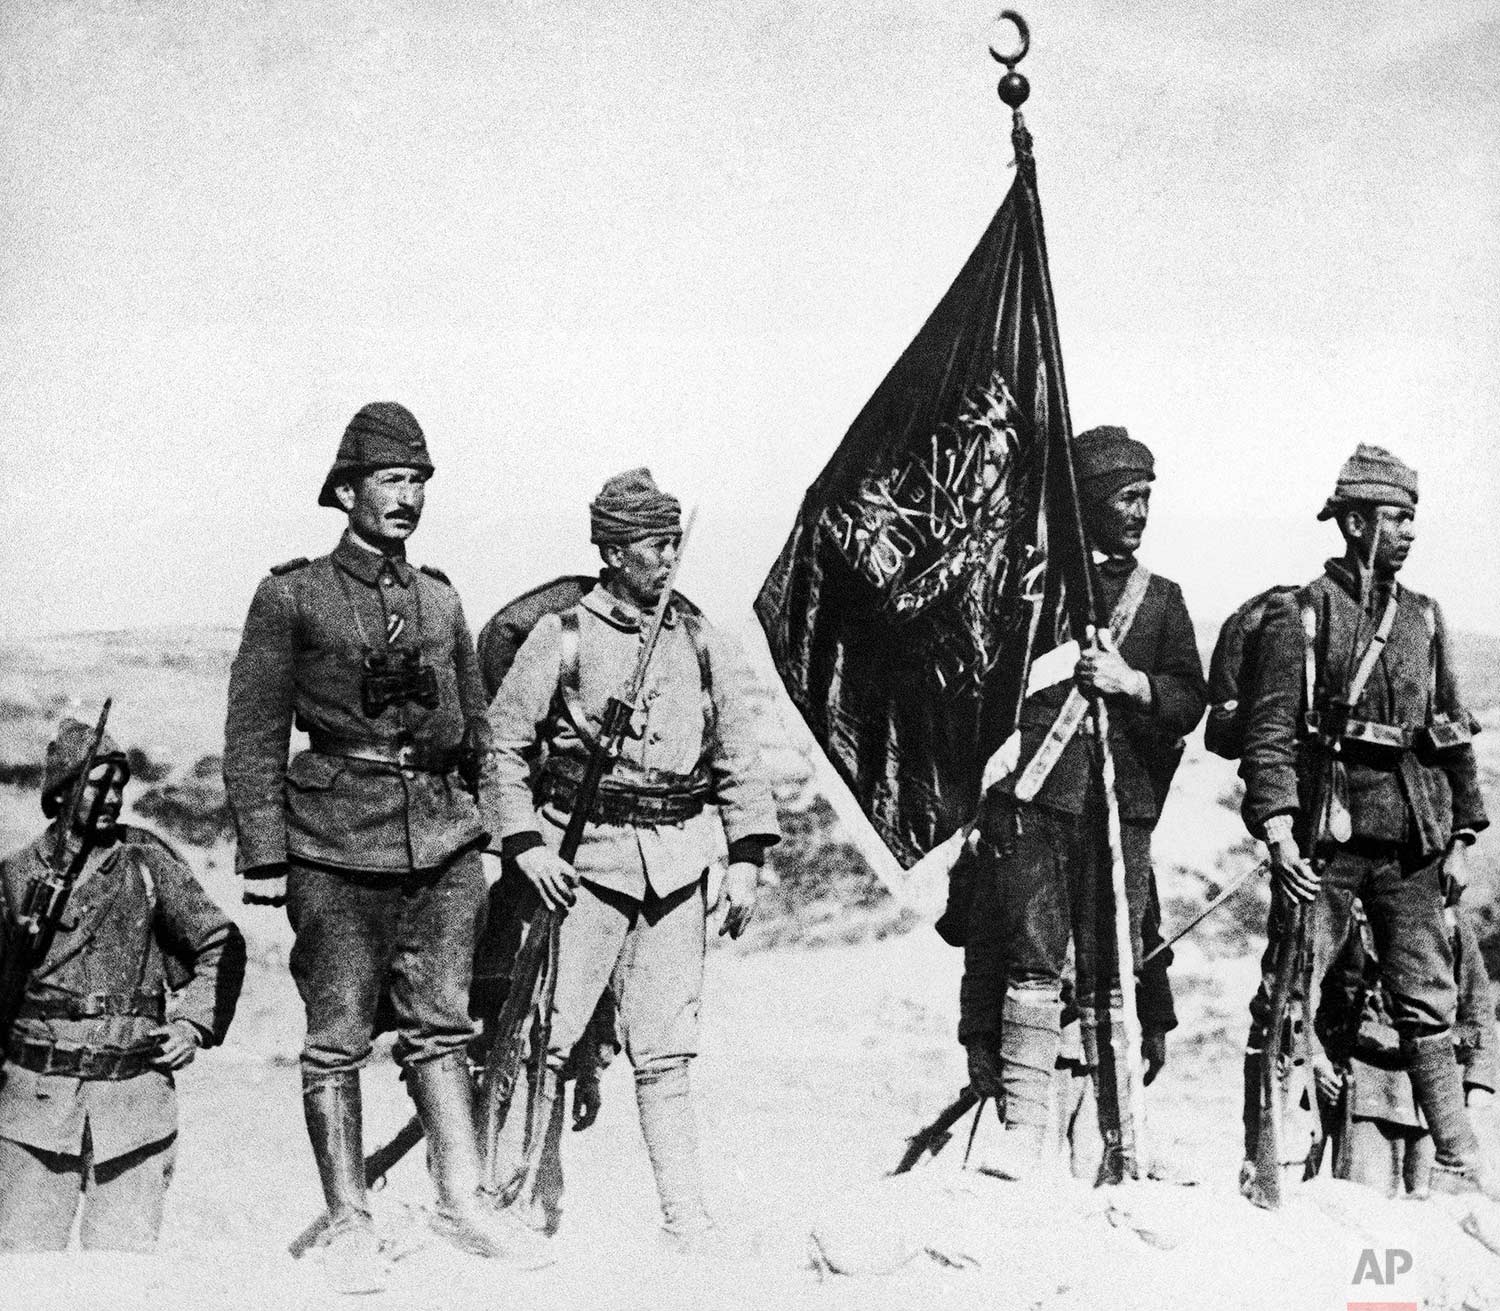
[[539, 759, 711, 827], [17, 989, 165, 1022], [5, 1037, 159, 1081]]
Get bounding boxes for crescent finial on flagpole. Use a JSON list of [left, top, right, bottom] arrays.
[[990, 10, 1031, 109]]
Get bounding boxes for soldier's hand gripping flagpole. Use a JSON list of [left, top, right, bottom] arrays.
[[478, 509, 699, 1202]]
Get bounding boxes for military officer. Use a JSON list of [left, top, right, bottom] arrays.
[[0, 718, 243, 1251], [971, 426, 1207, 1183], [223, 402, 548, 1291], [1239, 443, 1489, 1196], [487, 468, 780, 1249]]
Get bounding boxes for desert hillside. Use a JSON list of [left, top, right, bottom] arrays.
[[0, 621, 1497, 1310]]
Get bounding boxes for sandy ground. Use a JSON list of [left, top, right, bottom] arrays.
[[2, 923, 1497, 1311]]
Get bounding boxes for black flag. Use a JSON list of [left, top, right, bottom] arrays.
[[755, 116, 1093, 869]]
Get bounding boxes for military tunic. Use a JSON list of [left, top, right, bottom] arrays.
[[223, 530, 499, 1072], [981, 557, 1207, 1006], [224, 531, 499, 874], [488, 583, 779, 1064], [1240, 560, 1489, 1044], [0, 825, 243, 1250]]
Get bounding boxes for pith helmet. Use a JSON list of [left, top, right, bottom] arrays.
[[318, 402, 435, 508]]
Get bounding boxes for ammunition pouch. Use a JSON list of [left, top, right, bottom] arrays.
[[360, 648, 440, 717], [1419, 714, 1476, 755], [538, 757, 710, 828], [5, 1036, 159, 1081]]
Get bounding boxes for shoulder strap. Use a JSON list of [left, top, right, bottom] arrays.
[[1301, 598, 1318, 712], [1345, 587, 1400, 709], [555, 609, 600, 753], [1106, 564, 1152, 645], [1423, 599, 1438, 710], [675, 608, 718, 749]]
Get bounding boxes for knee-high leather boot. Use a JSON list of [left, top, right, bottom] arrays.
[[303, 1070, 386, 1294], [407, 1053, 554, 1267]]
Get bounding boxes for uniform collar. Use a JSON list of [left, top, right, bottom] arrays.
[[333, 531, 413, 588], [580, 583, 679, 633], [1323, 556, 1396, 611], [1092, 550, 1138, 580]]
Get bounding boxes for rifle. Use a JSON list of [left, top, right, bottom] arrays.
[[1139, 861, 1265, 969], [890, 1087, 983, 1175], [0, 700, 116, 1055]]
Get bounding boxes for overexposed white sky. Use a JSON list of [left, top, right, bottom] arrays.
[[2, 1, 1497, 641]]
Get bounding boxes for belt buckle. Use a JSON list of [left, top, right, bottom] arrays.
[[397, 743, 417, 777]]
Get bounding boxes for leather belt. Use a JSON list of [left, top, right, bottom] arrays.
[[5, 1037, 159, 1081], [18, 989, 166, 1022], [307, 731, 457, 773], [539, 770, 709, 827]]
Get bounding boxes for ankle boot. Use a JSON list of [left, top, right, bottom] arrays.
[[635, 1058, 712, 1241], [1404, 1032, 1487, 1196], [1087, 1006, 1140, 1186], [407, 1053, 554, 1268], [1239, 1049, 1262, 1195], [302, 1070, 386, 1294]]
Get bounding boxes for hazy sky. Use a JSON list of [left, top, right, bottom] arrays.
[[3, 1, 1497, 645]]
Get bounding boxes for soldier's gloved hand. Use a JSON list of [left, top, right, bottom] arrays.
[[150, 1020, 202, 1071], [1142, 1028, 1167, 1085], [1263, 816, 1320, 902], [242, 862, 289, 907], [573, 1072, 602, 1131], [964, 1039, 1003, 1099], [517, 846, 579, 914], [717, 861, 759, 939]]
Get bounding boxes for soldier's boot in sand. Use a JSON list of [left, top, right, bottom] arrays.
[[1406, 1033, 1493, 1199], [637, 1057, 720, 1254], [1086, 1006, 1141, 1186], [407, 1053, 555, 1268], [303, 1070, 388, 1295], [977, 990, 1060, 1181]]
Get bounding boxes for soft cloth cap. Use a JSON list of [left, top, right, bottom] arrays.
[[589, 467, 682, 545]]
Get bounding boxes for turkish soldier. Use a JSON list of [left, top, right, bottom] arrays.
[[1239, 444, 1489, 1196], [487, 468, 780, 1250], [968, 426, 1207, 1182], [0, 719, 243, 1251], [223, 402, 548, 1291]]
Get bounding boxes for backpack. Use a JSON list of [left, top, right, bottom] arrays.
[[1203, 585, 1297, 760]]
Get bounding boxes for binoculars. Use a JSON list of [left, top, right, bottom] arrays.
[[361, 648, 440, 717]]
